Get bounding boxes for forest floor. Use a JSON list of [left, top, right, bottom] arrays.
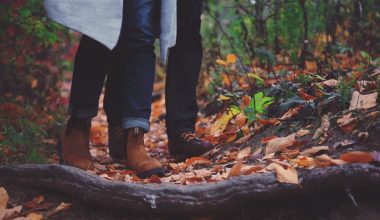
[[1, 55, 380, 219]]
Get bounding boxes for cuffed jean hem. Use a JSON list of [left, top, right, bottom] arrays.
[[68, 105, 98, 119], [122, 117, 150, 133]]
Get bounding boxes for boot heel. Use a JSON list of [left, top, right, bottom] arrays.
[[56, 138, 64, 165]]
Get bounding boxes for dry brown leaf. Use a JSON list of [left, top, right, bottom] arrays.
[[242, 165, 265, 175], [321, 79, 338, 87], [0, 187, 23, 220], [271, 163, 299, 184], [12, 213, 44, 220], [340, 151, 373, 164], [301, 146, 329, 156], [235, 134, 253, 144], [237, 147, 251, 160], [315, 154, 347, 167], [228, 160, 243, 178], [279, 105, 303, 121], [47, 202, 71, 217], [265, 133, 296, 155], [292, 156, 316, 168], [349, 91, 378, 110], [235, 113, 248, 128], [210, 113, 233, 136], [296, 129, 310, 138], [259, 118, 280, 126], [337, 113, 358, 134], [185, 157, 213, 167]]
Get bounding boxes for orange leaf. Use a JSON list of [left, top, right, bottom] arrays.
[[226, 54, 237, 64], [228, 160, 243, 178], [148, 175, 162, 184], [340, 151, 373, 164], [298, 88, 317, 101], [279, 105, 303, 121], [235, 113, 248, 128], [259, 118, 280, 126], [185, 157, 213, 166]]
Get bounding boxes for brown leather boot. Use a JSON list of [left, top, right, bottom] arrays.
[[57, 117, 94, 170], [124, 127, 165, 179]]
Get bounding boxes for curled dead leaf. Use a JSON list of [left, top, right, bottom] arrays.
[[301, 146, 329, 156], [349, 91, 378, 110], [265, 133, 296, 155], [228, 160, 243, 178], [47, 202, 71, 217], [237, 147, 251, 160], [270, 163, 299, 184]]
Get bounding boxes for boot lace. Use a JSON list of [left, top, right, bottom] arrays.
[[180, 132, 197, 142]]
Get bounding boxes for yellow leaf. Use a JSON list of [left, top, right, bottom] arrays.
[[210, 112, 233, 136], [216, 59, 227, 66], [217, 95, 231, 102], [247, 72, 264, 83], [226, 54, 237, 64]]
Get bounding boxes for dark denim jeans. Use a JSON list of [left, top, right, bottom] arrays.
[[69, 0, 158, 132], [70, 0, 203, 136]]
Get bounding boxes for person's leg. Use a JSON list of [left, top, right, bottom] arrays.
[[166, 0, 214, 159], [114, 0, 164, 178], [59, 35, 111, 170]]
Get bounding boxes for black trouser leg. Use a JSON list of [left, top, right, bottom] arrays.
[[165, 0, 203, 138], [69, 35, 111, 119]]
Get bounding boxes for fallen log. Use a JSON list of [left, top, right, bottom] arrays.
[[0, 164, 379, 214]]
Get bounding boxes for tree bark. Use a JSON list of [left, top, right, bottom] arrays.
[[1, 164, 380, 214]]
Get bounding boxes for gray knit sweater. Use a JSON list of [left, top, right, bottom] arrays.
[[44, 0, 177, 62]]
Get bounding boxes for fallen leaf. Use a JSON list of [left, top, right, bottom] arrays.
[[298, 88, 317, 101], [259, 118, 280, 126], [265, 133, 296, 155], [292, 156, 316, 168], [228, 160, 243, 178], [0, 187, 22, 220], [148, 175, 162, 184], [210, 112, 233, 136], [261, 136, 278, 144], [301, 146, 329, 156], [349, 91, 378, 110], [271, 163, 299, 184], [235, 113, 248, 128], [315, 154, 347, 167], [242, 165, 265, 175], [237, 147, 251, 160], [321, 79, 338, 87], [235, 134, 253, 144], [279, 105, 303, 121], [47, 202, 71, 217], [340, 151, 373, 164], [296, 129, 310, 138], [337, 113, 358, 134], [185, 157, 213, 167], [358, 132, 369, 141]]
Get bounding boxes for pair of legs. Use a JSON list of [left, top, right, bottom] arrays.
[[60, 0, 213, 177]]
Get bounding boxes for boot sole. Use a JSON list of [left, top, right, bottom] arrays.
[[137, 167, 166, 179]]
